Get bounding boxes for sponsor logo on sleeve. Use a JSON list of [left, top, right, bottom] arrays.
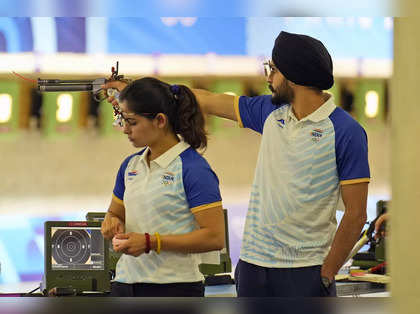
[[277, 119, 285, 128]]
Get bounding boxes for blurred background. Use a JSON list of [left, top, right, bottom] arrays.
[[0, 17, 392, 288]]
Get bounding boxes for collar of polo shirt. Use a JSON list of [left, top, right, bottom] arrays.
[[287, 93, 336, 123], [140, 141, 191, 169]]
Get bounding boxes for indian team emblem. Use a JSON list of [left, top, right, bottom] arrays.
[[311, 129, 323, 142], [161, 172, 175, 186]]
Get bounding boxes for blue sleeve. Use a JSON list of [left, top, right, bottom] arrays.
[[112, 159, 129, 202], [112, 151, 143, 202], [331, 111, 370, 184], [236, 95, 277, 134], [181, 153, 222, 212]]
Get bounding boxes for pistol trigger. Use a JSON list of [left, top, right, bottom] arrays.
[[93, 90, 102, 102]]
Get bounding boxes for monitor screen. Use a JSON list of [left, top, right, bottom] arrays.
[[50, 226, 105, 271]]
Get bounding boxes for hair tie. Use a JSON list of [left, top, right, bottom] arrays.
[[170, 84, 180, 99]]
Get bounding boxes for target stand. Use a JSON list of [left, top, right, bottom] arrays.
[[41, 221, 110, 295]]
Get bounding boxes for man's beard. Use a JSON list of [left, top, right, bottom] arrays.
[[269, 80, 294, 105]]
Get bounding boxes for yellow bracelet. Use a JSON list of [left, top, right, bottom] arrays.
[[155, 232, 161, 254]]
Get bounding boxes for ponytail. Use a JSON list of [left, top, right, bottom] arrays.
[[171, 85, 207, 151]]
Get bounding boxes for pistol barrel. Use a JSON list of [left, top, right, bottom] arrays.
[[38, 84, 93, 92], [38, 79, 94, 85]]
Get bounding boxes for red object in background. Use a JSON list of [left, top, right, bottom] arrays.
[[67, 222, 88, 227]]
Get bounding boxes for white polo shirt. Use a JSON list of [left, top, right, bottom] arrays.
[[234, 94, 370, 268], [112, 141, 222, 283]]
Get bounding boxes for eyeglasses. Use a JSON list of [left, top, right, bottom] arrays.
[[263, 59, 277, 78]]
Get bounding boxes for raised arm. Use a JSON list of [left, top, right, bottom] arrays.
[[102, 81, 239, 121], [192, 89, 237, 121]]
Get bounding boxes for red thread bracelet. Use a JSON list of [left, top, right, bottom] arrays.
[[145, 233, 151, 254]]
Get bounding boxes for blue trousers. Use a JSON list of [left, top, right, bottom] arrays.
[[235, 259, 336, 297], [110, 281, 204, 297]]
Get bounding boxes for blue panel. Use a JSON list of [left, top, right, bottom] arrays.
[[108, 18, 247, 55], [247, 18, 393, 60], [0, 18, 20, 52], [13, 18, 33, 52], [55, 17, 86, 53], [0, 214, 85, 284], [0, 0, 393, 19], [0, 17, 394, 59], [0, 33, 6, 52], [101, 0, 248, 17], [0, 0, 249, 17]]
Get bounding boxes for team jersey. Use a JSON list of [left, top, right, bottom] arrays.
[[112, 141, 222, 283], [234, 94, 370, 267]]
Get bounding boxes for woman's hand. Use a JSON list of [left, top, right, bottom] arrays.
[[101, 212, 125, 240], [113, 232, 147, 257], [101, 81, 129, 106]]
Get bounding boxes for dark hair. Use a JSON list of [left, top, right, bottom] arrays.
[[119, 77, 207, 150]]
